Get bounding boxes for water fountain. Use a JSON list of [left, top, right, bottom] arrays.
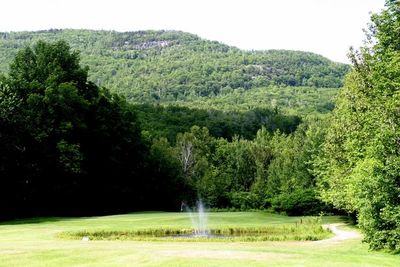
[[183, 200, 209, 237]]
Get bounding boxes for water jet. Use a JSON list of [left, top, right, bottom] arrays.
[[183, 200, 209, 237]]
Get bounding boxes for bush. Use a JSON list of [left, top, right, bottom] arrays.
[[229, 191, 268, 210], [271, 189, 330, 216]]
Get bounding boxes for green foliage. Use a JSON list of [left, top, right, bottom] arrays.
[[156, 120, 329, 216], [267, 119, 327, 198], [271, 189, 330, 216], [316, 0, 400, 252], [0, 40, 189, 218], [228, 191, 267, 210], [56, 140, 82, 174], [0, 38, 337, 220], [0, 32, 346, 220], [133, 103, 301, 141], [0, 29, 349, 102], [169, 86, 339, 116], [0, 31, 350, 221]]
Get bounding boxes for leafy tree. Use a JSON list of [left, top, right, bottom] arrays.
[[144, 137, 191, 210], [316, 0, 400, 252], [250, 127, 273, 200], [175, 126, 211, 187], [0, 40, 152, 218], [271, 188, 328, 216], [268, 121, 323, 197]]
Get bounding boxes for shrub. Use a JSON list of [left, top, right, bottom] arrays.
[[228, 191, 268, 210], [271, 189, 330, 216]]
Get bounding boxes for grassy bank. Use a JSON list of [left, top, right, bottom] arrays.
[[0, 212, 398, 266], [60, 218, 330, 242]]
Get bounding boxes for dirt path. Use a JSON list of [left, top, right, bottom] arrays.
[[317, 223, 361, 244]]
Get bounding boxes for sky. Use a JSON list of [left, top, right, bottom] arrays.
[[1, 0, 386, 63]]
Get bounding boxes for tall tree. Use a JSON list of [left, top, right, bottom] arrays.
[[316, 0, 400, 252], [0, 40, 148, 218]]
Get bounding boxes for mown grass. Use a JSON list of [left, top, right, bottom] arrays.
[[0, 212, 399, 267]]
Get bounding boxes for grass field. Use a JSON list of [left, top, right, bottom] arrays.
[[0, 212, 398, 266]]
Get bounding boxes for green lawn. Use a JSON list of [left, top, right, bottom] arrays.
[[0, 212, 398, 266]]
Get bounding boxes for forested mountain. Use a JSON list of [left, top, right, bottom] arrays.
[[0, 30, 350, 221], [0, 29, 349, 102]]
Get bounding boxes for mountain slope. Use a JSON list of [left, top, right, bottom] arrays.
[[0, 29, 349, 102]]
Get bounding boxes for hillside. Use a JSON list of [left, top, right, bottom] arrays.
[[0, 29, 349, 103]]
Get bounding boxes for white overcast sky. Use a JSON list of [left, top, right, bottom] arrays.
[[0, 0, 386, 63]]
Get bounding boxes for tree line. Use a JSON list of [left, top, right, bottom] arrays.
[[133, 104, 301, 142]]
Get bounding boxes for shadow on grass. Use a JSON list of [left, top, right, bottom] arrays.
[[0, 211, 170, 225], [321, 215, 354, 225], [0, 217, 78, 225]]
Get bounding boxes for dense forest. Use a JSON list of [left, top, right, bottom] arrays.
[[0, 0, 399, 253], [0, 29, 349, 102]]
